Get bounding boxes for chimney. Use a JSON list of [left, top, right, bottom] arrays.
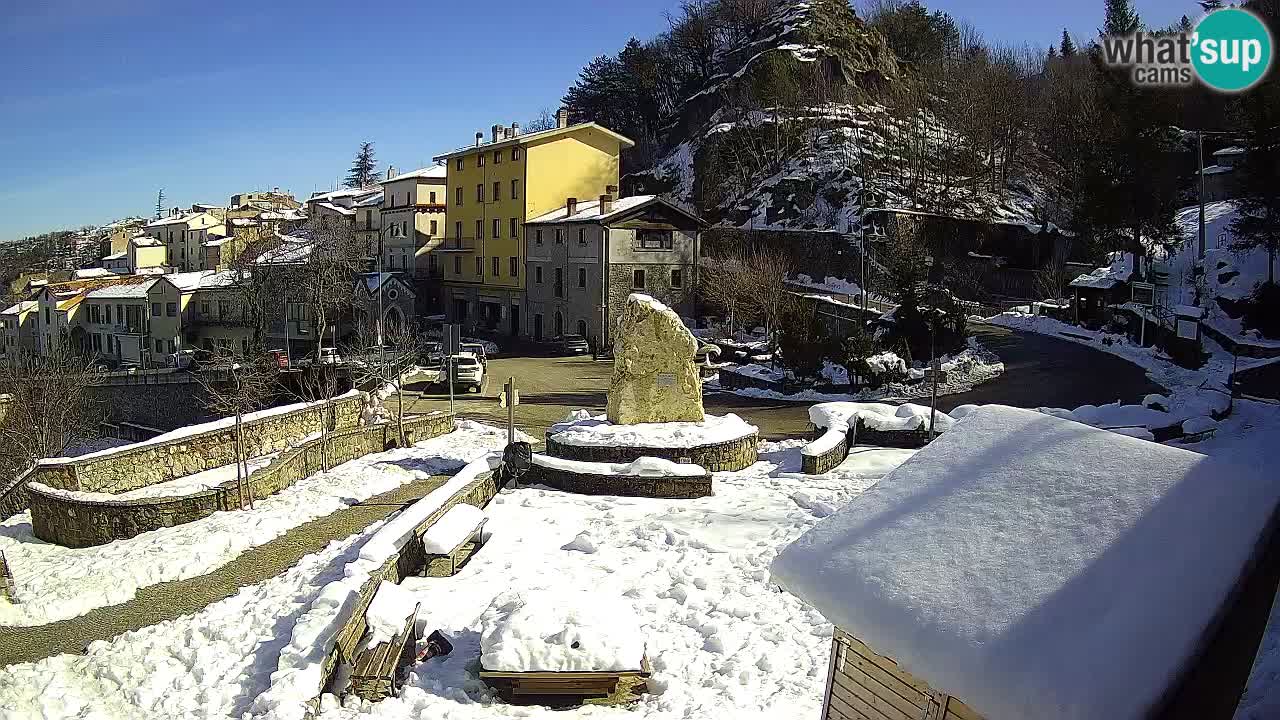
[[556, 107, 569, 129], [492, 124, 503, 143], [272, 186, 280, 193], [606, 184, 618, 195], [511, 122, 521, 137], [566, 197, 578, 216], [386, 165, 396, 180], [475, 132, 483, 147], [599, 193, 614, 215]]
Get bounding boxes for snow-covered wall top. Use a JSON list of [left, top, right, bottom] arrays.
[[772, 405, 1280, 720]]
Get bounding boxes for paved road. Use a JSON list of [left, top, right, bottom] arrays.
[[0, 476, 447, 668], [403, 324, 1167, 440]]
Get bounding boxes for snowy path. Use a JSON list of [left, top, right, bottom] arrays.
[[0, 528, 374, 719], [0, 420, 512, 628]]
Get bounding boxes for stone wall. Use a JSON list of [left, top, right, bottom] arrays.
[[28, 413, 455, 548], [522, 464, 712, 499], [24, 394, 366, 499], [801, 427, 850, 475], [0, 550, 16, 603], [851, 420, 934, 449], [89, 381, 217, 431], [0, 469, 35, 521], [544, 432, 758, 473]]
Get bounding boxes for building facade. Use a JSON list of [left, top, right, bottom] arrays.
[[146, 210, 222, 271], [432, 115, 634, 337], [524, 195, 701, 349]]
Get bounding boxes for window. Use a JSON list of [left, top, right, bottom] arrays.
[[554, 268, 563, 298], [476, 184, 484, 202], [454, 256, 462, 274], [578, 228, 586, 244], [577, 319, 587, 338], [492, 256, 500, 277], [512, 147, 521, 161], [494, 150, 502, 164], [535, 228, 543, 245], [632, 269, 646, 289], [455, 221, 463, 241], [455, 158, 463, 171], [493, 181, 500, 201], [477, 154, 484, 167], [430, 220, 438, 235], [475, 219, 483, 240], [107, 335, 113, 353], [492, 218, 501, 239], [429, 191, 437, 204], [105, 305, 112, 324], [155, 339, 163, 354], [671, 268, 684, 288], [509, 218, 518, 238], [555, 229, 563, 244], [218, 300, 230, 317], [509, 257, 518, 277], [44, 307, 49, 324], [475, 257, 483, 277], [511, 178, 519, 199], [578, 267, 586, 288], [535, 265, 543, 283], [402, 221, 408, 236], [151, 302, 161, 317], [638, 229, 674, 249], [165, 302, 176, 317], [200, 301, 210, 316], [455, 187, 463, 206]]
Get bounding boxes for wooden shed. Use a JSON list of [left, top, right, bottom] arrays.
[[772, 406, 1280, 720]]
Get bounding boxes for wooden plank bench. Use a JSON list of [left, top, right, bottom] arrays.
[[421, 507, 488, 578], [349, 601, 421, 701], [480, 655, 652, 704]]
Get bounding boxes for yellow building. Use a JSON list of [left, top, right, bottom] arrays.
[[431, 113, 633, 337]]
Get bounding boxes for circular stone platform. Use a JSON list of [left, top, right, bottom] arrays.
[[544, 413, 759, 473]]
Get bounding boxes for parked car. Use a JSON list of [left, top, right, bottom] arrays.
[[449, 353, 485, 392], [461, 342, 489, 367], [560, 334, 590, 355]]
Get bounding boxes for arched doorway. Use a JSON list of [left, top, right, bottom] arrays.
[[554, 311, 563, 338], [383, 305, 404, 336]]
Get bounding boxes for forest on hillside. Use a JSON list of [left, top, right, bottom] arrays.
[[559, 0, 1276, 270]]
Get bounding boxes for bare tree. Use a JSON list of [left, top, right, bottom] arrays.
[[0, 339, 104, 475], [525, 107, 559, 133], [298, 219, 366, 359], [292, 364, 342, 472], [192, 358, 278, 509], [344, 319, 426, 445], [743, 246, 795, 344], [699, 250, 755, 334]]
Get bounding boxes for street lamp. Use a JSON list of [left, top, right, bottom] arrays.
[[924, 254, 940, 441]]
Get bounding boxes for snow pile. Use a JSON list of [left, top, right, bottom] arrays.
[[789, 273, 863, 297], [1069, 251, 1134, 290], [550, 412, 757, 449], [809, 401, 955, 434], [1182, 416, 1219, 436], [773, 406, 1279, 720], [421, 504, 486, 555], [365, 581, 419, 648], [801, 426, 847, 457], [0, 420, 514, 627], [532, 454, 708, 478], [864, 351, 907, 376], [479, 589, 646, 672]]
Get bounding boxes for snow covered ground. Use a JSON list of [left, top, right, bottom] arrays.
[[0, 420, 515, 627], [0, 434, 920, 720]]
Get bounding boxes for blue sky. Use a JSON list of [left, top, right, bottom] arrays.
[[0, 0, 1185, 242]]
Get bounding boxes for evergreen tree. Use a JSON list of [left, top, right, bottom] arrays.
[[1101, 0, 1141, 36], [155, 188, 165, 219], [343, 142, 378, 189], [1047, 44, 1058, 60], [1060, 29, 1077, 57], [1230, 8, 1280, 287], [1199, 1, 1224, 11]]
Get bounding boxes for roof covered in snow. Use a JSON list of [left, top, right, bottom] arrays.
[[131, 236, 163, 247], [2, 301, 37, 315], [1198, 164, 1235, 176], [382, 165, 448, 183], [432, 122, 636, 161], [1212, 146, 1245, 157], [771, 405, 1280, 720], [525, 195, 702, 226], [1069, 252, 1134, 289]]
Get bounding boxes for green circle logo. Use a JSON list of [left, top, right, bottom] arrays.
[[1193, 8, 1273, 93]]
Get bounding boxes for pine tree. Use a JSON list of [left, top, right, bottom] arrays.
[[343, 142, 378, 189], [1101, 0, 1141, 36], [1047, 44, 1058, 60], [1060, 29, 1077, 57], [1199, 1, 1224, 12], [155, 188, 165, 219], [1231, 31, 1280, 287]]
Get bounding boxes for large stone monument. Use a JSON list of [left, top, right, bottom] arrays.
[[606, 294, 704, 424]]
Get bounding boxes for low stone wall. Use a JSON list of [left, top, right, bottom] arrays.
[[0, 550, 16, 603], [544, 432, 758, 473], [801, 427, 850, 475], [3, 395, 367, 522], [850, 420, 935, 449], [28, 413, 455, 548], [0, 469, 35, 522], [522, 464, 713, 499]]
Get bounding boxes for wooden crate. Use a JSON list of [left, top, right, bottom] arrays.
[[480, 655, 652, 703], [824, 629, 983, 720], [349, 603, 420, 701]]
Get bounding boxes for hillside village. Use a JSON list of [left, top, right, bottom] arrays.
[[1, 1, 1280, 720]]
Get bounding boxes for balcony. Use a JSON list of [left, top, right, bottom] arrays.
[[113, 323, 147, 336], [434, 238, 477, 252]]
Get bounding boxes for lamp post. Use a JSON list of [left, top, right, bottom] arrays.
[[924, 254, 939, 441]]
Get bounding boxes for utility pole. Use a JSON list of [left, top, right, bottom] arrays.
[[1198, 131, 1206, 260], [500, 376, 520, 445]]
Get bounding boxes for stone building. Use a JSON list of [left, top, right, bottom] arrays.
[[523, 194, 702, 349]]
